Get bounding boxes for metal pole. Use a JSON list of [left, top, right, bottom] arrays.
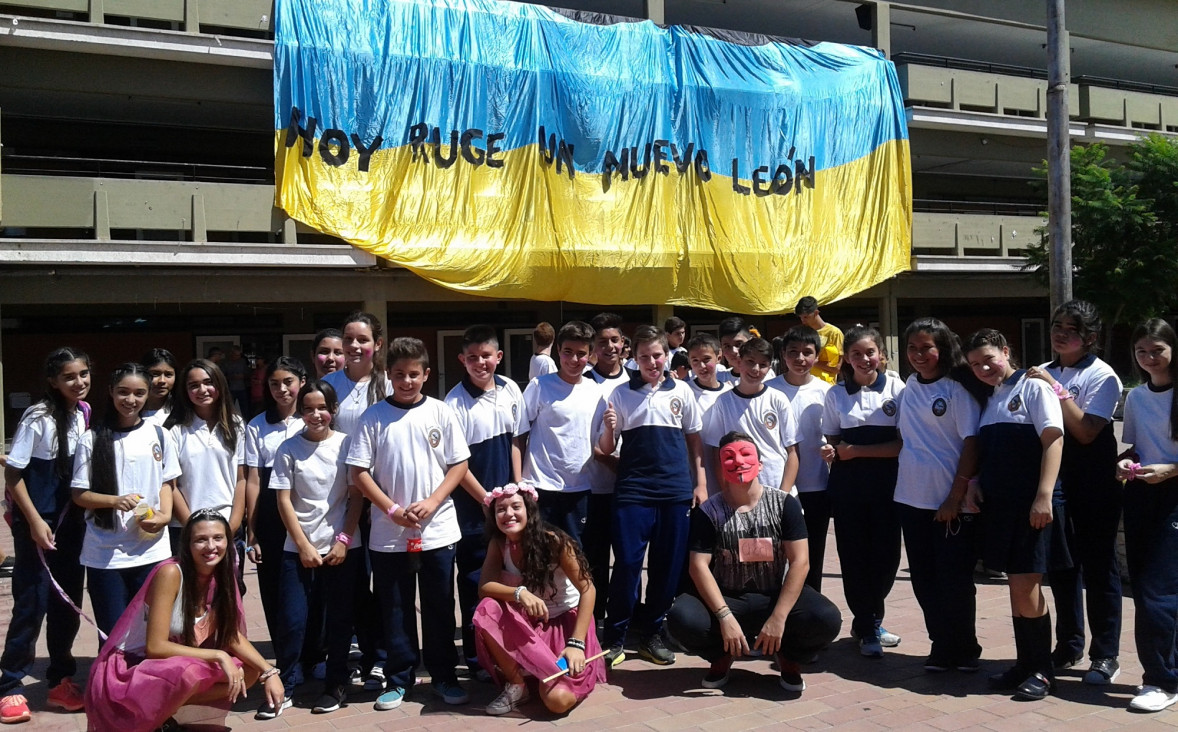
[[1046, 0, 1072, 309]]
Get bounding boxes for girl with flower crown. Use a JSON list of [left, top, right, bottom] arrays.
[[473, 481, 605, 717]]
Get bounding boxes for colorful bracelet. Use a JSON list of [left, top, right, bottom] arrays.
[[335, 532, 353, 547], [386, 503, 401, 521], [1051, 382, 1073, 401]]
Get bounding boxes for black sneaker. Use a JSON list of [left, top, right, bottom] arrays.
[[603, 644, 626, 669], [1014, 672, 1054, 701], [1083, 657, 1120, 685], [701, 656, 733, 689], [254, 695, 292, 720], [637, 634, 676, 666], [923, 653, 952, 673], [777, 656, 805, 692], [1050, 647, 1083, 671], [955, 655, 980, 673], [312, 686, 346, 714], [0, 557, 13, 578]]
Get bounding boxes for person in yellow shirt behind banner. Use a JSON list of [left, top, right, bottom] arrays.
[[795, 297, 843, 385]]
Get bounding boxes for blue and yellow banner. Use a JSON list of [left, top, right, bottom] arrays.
[[274, 0, 911, 313]]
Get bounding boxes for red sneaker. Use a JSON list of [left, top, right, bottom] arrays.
[[46, 678, 84, 712], [0, 695, 30, 724]]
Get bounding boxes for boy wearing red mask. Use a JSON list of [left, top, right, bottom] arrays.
[[665, 431, 842, 692]]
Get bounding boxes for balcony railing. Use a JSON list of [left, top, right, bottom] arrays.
[[0, 0, 274, 36]]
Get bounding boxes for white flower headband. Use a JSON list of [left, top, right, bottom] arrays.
[[483, 480, 540, 506]]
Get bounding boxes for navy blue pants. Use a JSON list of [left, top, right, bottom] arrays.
[[667, 587, 842, 663], [275, 550, 361, 693], [370, 545, 458, 690], [1123, 479, 1178, 693], [1049, 483, 1123, 660], [539, 490, 589, 546], [87, 561, 160, 637], [797, 491, 831, 592], [898, 504, 981, 662], [603, 500, 691, 647], [584, 492, 614, 619], [832, 490, 900, 640], [0, 512, 84, 692], [454, 533, 485, 667], [253, 488, 286, 648]]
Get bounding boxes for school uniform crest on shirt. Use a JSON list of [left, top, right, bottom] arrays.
[[152, 443, 164, 462], [762, 411, 778, 430], [427, 426, 442, 448], [1008, 394, 1023, 412], [931, 397, 947, 417], [882, 398, 898, 417], [1068, 384, 1080, 398], [669, 397, 683, 417]]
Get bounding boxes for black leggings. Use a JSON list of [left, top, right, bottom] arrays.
[[666, 586, 842, 662]]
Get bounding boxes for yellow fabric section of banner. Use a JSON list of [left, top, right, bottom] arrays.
[[275, 134, 911, 313]]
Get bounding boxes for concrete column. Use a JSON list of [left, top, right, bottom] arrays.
[[0, 302, 5, 447], [877, 285, 900, 367], [873, 2, 891, 59], [652, 304, 674, 329], [644, 0, 664, 24], [362, 296, 389, 338]]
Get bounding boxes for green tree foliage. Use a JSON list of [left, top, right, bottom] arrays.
[[1026, 134, 1178, 352]]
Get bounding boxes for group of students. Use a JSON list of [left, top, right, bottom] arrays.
[[4, 299, 1178, 728]]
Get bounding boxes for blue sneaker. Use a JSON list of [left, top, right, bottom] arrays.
[[432, 680, 469, 705], [859, 637, 884, 658], [879, 628, 901, 648], [374, 686, 406, 711]]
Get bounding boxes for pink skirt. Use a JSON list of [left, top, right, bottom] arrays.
[[85, 650, 240, 732], [473, 598, 605, 702]]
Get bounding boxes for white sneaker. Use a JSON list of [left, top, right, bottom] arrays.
[[485, 683, 529, 716], [363, 663, 386, 691], [1130, 685, 1178, 713]]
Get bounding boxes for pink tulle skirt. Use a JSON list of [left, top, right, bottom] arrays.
[[473, 598, 605, 702], [85, 650, 240, 732]]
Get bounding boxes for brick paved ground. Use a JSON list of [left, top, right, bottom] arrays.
[[1, 524, 1174, 731]]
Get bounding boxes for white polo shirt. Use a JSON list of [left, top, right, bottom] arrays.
[[169, 416, 244, 525], [519, 373, 607, 494], [324, 369, 389, 438], [1040, 353, 1122, 422], [7, 403, 86, 518], [347, 396, 469, 552], [271, 431, 358, 554], [244, 413, 305, 471], [71, 421, 180, 568], [703, 385, 799, 494], [584, 368, 629, 495], [766, 375, 831, 494], [1122, 383, 1178, 466], [895, 375, 980, 510]]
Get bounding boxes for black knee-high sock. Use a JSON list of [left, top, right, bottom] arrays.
[[1012, 616, 1032, 673], [1028, 613, 1054, 679]]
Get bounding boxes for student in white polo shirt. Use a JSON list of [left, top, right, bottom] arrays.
[[967, 328, 1064, 701], [894, 319, 984, 673], [598, 325, 705, 669], [1027, 300, 1124, 685], [273, 379, 364, 715], [444, 325, 526, 678], [703, 338, 799, 497], [348, 337, 471, 710], [165, 359, 245, 541], [767, 326, 832, 591], [517, 321, 607, 546], [820, 325, 905, 659], [72, 363, 177, 636]]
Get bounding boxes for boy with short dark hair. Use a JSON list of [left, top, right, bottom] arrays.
[[767, 326, 832, 590], [444, 325, 525, 678], [716, 316, 775, 384], [518, 322, 607, 545], [348, 337, 471, 710], [794, 297, 843, 385], [665, 316, 688, 357], [528, 322, 557, 381], [686, 333, 734, 496], [599, 325, 705, 668], [703, 338, 800, 496]]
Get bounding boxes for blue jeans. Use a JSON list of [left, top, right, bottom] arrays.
[[603, 500, 691, 647], [0, 511, 85, 692], [538, 490, 589, 546], [370, 545, 458, 690], [87, 562, 160, 636], [275, 550, 361, 693], [1123, 478, 1178, 692]]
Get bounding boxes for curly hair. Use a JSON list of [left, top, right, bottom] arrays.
[[485, 491, 591, 598]]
